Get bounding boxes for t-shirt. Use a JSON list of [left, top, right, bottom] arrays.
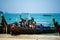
[[40, 26, 44, 31]]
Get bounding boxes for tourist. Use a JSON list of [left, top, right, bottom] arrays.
[[32, 21, 36, 29], [10, 24, 15, 35], [29, 24, 32, 28], [31, 17, 34, 22], [39, 24, 44, 32], [52, 18, 60, 34]]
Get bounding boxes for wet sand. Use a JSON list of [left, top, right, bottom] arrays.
[[0, 33, 60, 40]]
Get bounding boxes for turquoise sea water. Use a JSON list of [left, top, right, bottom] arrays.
[[0, 13, 60, 27]]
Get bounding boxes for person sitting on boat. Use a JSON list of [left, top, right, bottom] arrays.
[[18, 21, 20, 27], [26, 20, 30, 28], [19, 15, 25, 27], [22, 20, 26, 28], [39, 24, 44, 32], [25, 20, 28, 27], [29, 21, 36, 29], [29, 23, 33, 28], [32, 21, 36, 29], [52, 18, 60, 34], [19, 19, 23, 27], [23, 20, 27, 27], [31, 17, 34, 22]]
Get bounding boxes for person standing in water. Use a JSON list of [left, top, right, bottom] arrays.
[[39, 24, 44, 33], [10, 24, 16, 35], [52, 18, 60, 34]]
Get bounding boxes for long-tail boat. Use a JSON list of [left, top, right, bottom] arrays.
[[10, 16, 57, 35], [0, 11, 8, 33], [0, 12, 58, 35]]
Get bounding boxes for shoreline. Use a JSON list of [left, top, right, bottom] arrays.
[[0, 34, 60, 40]]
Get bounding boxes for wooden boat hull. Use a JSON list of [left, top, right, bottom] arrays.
[[10, 27, 57, 34], [0, 25, 4, 33]]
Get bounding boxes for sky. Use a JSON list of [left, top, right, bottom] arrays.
[[0, 0, 60, 13]]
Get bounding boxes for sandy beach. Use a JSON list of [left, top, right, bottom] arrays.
[[0, 33, 60, 40]]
